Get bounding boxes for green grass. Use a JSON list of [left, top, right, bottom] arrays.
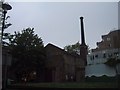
[[10, 82, 118, 88]]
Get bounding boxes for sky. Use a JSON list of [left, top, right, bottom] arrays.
[[3, 1, 118, 49]]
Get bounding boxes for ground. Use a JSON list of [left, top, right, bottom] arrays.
[[7, 82, 118, 89]]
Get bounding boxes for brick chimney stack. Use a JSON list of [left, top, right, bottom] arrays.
[[80, 17, 85, 45], [80, 16, 88, 65]]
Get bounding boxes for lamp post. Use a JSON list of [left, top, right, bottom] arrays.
[[1, 3, 12, 40], [1, 2, 12, 90]]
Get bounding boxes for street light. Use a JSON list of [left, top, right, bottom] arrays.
[[1, 3, 12, 40], [1, 2, 12, 90]]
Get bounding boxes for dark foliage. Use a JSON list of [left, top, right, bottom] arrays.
[[104, 58, 120, 67], [64, 42, 80, 55], [8, 28, 46, 82]]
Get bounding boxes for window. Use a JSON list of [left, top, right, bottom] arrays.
[[108, 44, 111, 47], [65, 75, 68, 80], [108, 54, 112, 58], [95, 54, 98, 58], [103, 53, 106, 58], [107, 37, 110, 41], [90, 56, 92, 60], [93, 55, 94, 60], [114, 52, 119, 57]]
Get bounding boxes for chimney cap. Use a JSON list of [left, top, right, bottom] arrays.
[[80, 17, 84, 19]]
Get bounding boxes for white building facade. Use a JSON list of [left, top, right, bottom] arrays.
[[85, 29, 120, 77], [85, 48, 120, 77]]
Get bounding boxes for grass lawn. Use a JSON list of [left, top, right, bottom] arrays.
[[9, 82, 118, 88]]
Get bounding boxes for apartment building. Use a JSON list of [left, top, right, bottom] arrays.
[[86, 30, 120, 77]]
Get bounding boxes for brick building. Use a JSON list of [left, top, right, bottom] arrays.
[[92, 30, 120, 52], [45, 43, 85, 82], [44, 17, 87, 82]]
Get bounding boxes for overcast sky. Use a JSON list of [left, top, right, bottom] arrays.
[[4, 2, 118, 49]]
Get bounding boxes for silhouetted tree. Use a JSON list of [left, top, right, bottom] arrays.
[[9, 28, 46, 82], [105, 57, 120, 83], [64, 41, 80, 55], [64, 41, 90, 55]]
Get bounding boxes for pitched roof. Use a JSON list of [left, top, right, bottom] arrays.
[[45, 43, 81, 58]]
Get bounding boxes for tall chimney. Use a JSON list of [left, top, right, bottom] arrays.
[[80, 17, 85, 45], [80, 16, 87, 65]]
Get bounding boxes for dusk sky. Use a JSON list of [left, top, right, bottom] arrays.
[[4, 1, 118, 49]]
